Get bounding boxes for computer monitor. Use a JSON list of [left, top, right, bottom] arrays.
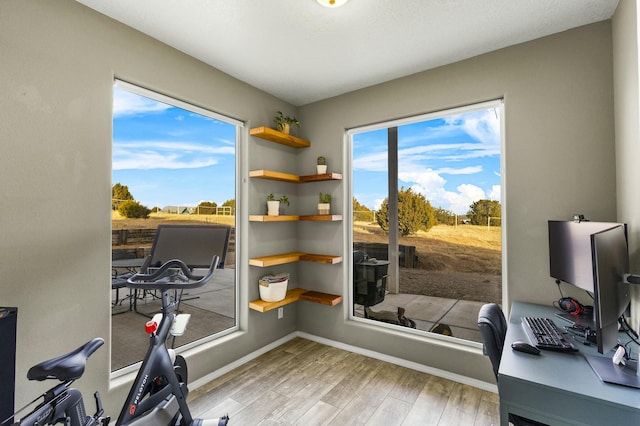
[[591, 224, 630, 354], [549, 220, 627, 292], [548, 220, 630, 354]]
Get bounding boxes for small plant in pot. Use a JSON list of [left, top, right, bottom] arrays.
[[316, 156, 327, 174], [318, 192, 331, 215], [267, 193, 289, 216], [273, 111, 300, 135]]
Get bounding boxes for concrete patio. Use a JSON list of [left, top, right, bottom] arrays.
[[354, 293, 485, 344]]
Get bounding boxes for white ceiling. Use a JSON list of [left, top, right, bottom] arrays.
[[75, 0, 619, 106]]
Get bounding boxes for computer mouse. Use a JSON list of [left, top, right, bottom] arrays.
[[511, 341, 541, 355]]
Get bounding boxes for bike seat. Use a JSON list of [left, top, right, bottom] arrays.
[[27, 338, 104, 382]]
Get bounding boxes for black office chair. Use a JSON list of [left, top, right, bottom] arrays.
[[477, 303, 547, 426]]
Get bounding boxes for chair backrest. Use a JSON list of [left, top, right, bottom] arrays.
[[477, 303, 508, 381], [147, 224, 231, 269]]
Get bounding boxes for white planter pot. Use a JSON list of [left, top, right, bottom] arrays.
[[316, 164, 327, 174], [318, 203, 330, 215], [267, 200, 280, 216], [277, 123, 290, 134]]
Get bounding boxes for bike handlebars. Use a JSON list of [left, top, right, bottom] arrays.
[[126, 255, 220, 290]]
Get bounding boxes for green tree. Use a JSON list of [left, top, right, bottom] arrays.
[[353, 197, 373, 222], [221, 199, 235, 215], [434, 207, 456, 225], [467, 199, 501, 225], [118, 200, 151, 219], [196, 201, 217, 215], [376, 187, 436, 236], [112, 182, 134, 210]]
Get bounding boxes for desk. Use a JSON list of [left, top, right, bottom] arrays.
[[499, 302, 640, 425]]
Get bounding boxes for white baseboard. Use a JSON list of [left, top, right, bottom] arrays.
[[190, 331, 497, 393]]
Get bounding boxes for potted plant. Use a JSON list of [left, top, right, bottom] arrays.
[[273, 111, 300, 135], [267, 193, 289, 216], [317, 156, 327, 174], [318, 192, 331, 215]]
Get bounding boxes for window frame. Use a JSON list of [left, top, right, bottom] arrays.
[[110, 79, 243, 376], [346, 99, 506, 340]]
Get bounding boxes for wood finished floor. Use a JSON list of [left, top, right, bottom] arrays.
[[188, 337, 499, 425]]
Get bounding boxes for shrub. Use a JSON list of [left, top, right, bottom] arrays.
[[467, 199, 501, 226], [118, 200, 151, 219], [376, 187, 436, 236]]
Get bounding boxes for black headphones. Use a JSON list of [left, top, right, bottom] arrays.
[[558, 297, 587, 315]]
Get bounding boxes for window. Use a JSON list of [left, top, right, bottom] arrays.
[[350, 100, 503, 343], [111, 80, 240, 372]]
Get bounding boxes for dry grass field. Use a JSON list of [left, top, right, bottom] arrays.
[[112, 214, 502, 303], [354, 222, 502, 303], [111, 211, 235, 230]]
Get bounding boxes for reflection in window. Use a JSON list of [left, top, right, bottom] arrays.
[[111, 81, 240, 372], [350, 100, 503, 343]]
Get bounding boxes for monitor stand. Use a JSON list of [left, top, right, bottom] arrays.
[[555, 312, 596, 330], [585, 355, 640, 388]]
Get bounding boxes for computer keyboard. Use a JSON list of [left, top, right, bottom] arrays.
[[521, 316, 578, 352]]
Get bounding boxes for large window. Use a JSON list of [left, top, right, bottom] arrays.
[[111, 81, 240, 372], [350, 100, 504, 343]]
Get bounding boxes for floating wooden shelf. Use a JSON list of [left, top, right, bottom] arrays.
[[299, 254, 343, 264], [299, 214, 342, 221], [249, 252, 342, 267], [249, 170, 342, 183], [249, 288, 307, 312], [250, 127, 310, 148], [249, 288, 342, 312], [299, 173, 342, 182], [250, 214, 341, 222], [249, 170, 300, 183], [299, 291, 343, 306], [250, 124, 342, 311], [249, 215, 300, 222]]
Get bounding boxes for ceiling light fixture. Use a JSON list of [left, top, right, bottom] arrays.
[[317, 0, 349, 8]]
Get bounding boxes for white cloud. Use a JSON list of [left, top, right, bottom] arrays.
[[436, 166, 483, 175], [445, 108, 501, 146], [374, 198, 385, 210], [399, 169, 489, 214], [353, 151, 388, 172], [488, 185, 501, 202], [399, 170, 447, 194], [354, 106, 501, 214], [113, 89, 171, 117], [113, 139, 234, 170]]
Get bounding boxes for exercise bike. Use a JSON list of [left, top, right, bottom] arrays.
[[5, 255, 229, 426]]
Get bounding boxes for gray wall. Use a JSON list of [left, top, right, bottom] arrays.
[[297, 21, 616, 380], [0, 0, 299, 412], [0, 0, 625, 414], [613, 0, 640, 329]]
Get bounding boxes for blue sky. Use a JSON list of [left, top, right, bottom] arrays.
[[112, 87, 236, 208], [352, 107, 501, 215], [113, 86, 500, 215]]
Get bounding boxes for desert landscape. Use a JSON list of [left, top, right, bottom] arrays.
[[112, 212, 502, 305], [353, 221, 502, 304]]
